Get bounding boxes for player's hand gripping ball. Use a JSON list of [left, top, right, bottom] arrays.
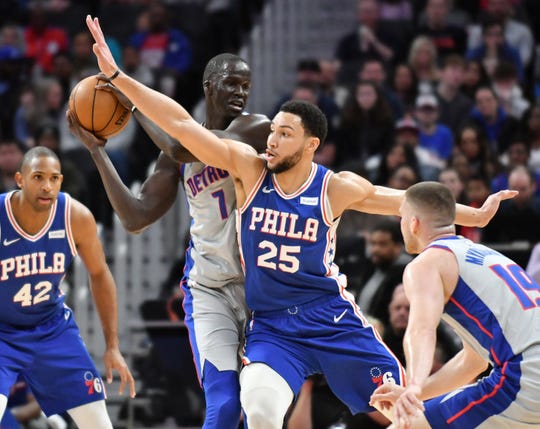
[[69, 75, 131, 139]]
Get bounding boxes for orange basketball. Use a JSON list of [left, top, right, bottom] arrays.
[[69, 75, 131, 139]]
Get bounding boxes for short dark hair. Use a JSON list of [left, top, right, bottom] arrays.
[[21, 146, 59, 171], [279, 100, 328, 143], [202, 53, 248, 84], [405, 182, 455, 227]]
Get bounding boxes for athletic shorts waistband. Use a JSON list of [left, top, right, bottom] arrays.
[[252, 294, 338, 319]]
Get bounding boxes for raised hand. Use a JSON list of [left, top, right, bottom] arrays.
[[86, 15, 119, 78], [66, 110, 106, 151], [477, 189, 518, 227]]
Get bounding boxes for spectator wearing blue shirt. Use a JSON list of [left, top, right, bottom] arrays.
[[414, 93, 454, 162]]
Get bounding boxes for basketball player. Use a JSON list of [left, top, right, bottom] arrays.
[[370, 181, 540, 429], [68, 52, 269, 428], [86, 15, 517, 427], [0, 147, 135, 429]]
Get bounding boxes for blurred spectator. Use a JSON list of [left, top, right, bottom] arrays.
[[521, 104, 540, 172], [460, 58, 490, 99], [414, 93, 454, 162], [455, 123, 499, 180], [128, 0, 192, 97], [390, 62, 418, 113], [358, 58, 404, 119], [50, 51, 75, 105], [0, 138, 25, 193], [491, 61, 529, 119], [466, 17, 524, 83], [447, 149, 475, 182], [0, 23, 29, 140], [382, 283, 409, 365], [493, 139, 540, 197], [439, 166, 468, 204], [462, 173, 493, 242], [23, 4, 69, 75], [334, 80, 395, 169], [407, 35, 440, 93], [355, 220, 412, 326], [435, 54, 473, 131], [394, 116, 444, 180], [387, 163, 421, 189], [70, 30, 99, 79], [483, 165, 540, 243], [469, 85, 520, 154], [467, 0, 534, 67], [417, 0, 467, 58], [369, 140, 421, 185], [121, 44, 154, 88], [33, 123, 87, 204], [334, 0, 405, 86]]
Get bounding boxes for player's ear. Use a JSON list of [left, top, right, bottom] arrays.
[[203, 80, 212, 95], [307, 136, 320, 153], [14, 171, 23, 188], [410, 216, 420, 234]]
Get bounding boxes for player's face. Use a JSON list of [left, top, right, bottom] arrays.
[[209, 61, 251, 119], [399, 199, 421, 254], [16, 156, 63, 212], [265, 111, 308, 174]]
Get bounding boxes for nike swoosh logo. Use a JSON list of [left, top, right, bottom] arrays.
[[3, 238, 21, 246], [333, 309, 347, 323], [262, 186, 275, 193]]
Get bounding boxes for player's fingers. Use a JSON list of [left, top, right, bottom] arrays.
[[106, 366, 113, 384]]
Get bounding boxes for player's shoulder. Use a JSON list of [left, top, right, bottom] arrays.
[[68, 196, 96, 225]]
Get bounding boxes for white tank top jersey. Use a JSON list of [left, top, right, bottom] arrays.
[[181, 161, 244, 288]]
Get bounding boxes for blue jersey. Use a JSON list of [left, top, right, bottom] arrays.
[[0, 191, 76, 327], [238, 163, 345, 311]]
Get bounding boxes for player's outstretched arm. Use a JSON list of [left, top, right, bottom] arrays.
[[70, 198, 136, 397], [86, 15, 255, 178], [67, 111, 179, 233]]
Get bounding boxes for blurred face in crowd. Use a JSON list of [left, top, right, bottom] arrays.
[[466, 178, 491, 205], [483, 24, 504, 49], [458, 127, 481, 160], [393, 64, 414, 93], [487, 0, 511, 21], [357, 0, 379, 28], [507, 142, 529, 168], [367, 229, 402, 267], [475, 88, 498, 119], [441, 64, 465, 88], [360, 61, 386, 85], [385, 144, 407, 171], [388, 285, 410, 334], [388, 165, 418, 189], [356, 82, 378, 111], [449, 151, 473, 181], [464, 61, 483, 88], [0, 142, 24, 175], [439, 169, 464, 201], [416, 104, 439, 127], [426, 0, 449, 28], [527, 106, 540, 137], [508, 167, 535, 206]]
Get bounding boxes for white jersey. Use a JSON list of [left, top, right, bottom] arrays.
[[181, 162, 243, 288], [426, 236, 540, 425], [430, 236, 540, 364]]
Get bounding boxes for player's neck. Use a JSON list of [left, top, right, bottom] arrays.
[[10, 192, 52, 235], [273, 161, 314, 195]]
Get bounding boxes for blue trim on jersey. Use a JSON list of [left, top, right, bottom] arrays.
[[446, 277, 516, 365], [425, 359, 521, 428]]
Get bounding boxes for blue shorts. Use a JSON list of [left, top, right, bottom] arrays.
[[425, 360, 524, 428], [243, 294, 405, 415], [0, 307, 105, 416]]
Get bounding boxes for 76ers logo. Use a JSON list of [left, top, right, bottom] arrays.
[[370, 367, 396, 386], [84, 371, 103, 395]]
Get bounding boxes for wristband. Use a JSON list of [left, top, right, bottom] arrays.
[[108, 69, 120, 81], [131, 105, 137, 113]]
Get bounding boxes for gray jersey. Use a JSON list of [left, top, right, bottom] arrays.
[[182, 162, 243, 288]]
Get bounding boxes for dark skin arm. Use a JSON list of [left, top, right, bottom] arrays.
[[67, 111, 180, 233]]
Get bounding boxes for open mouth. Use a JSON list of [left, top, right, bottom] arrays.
[[229, 99, 244, 111]]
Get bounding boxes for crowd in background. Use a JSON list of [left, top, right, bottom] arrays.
[[1, 0, 540, 428]]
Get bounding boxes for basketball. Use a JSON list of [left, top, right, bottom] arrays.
[[69, 75, 131, 139]]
